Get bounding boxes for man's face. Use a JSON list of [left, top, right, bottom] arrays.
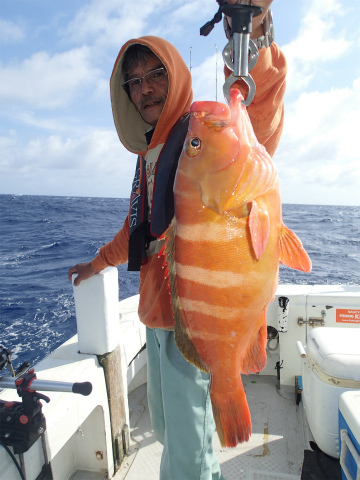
[[126, 55, 169, 127]]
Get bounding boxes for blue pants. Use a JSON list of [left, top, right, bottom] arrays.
[[146, 327, 225, 480]]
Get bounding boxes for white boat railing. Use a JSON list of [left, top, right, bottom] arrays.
[[1, 266, 360, 479]]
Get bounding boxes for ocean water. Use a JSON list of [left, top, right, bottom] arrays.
[[1, 194, 359, 371]]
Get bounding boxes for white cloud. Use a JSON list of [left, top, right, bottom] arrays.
[[8, 111, 75, 132], [0, 129, 128, 171], [0, 19, 25, 43], [150, 0, 215, 37], [283, 87, 351, 142], [65, 0, 164, 49], [0, 47, 102, 109], [305, 162, 359, 187], [64, 0, 217, 56], [1, 0, 359, 205], [276, 77, 360, 203], [0, 128, 137, 197], [282, 0, 351, 92], [273, 0, 360, 205]]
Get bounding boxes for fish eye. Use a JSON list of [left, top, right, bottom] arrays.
[[185, 137, 202, 157]]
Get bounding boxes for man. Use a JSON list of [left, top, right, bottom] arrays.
[[69, 1, 285, 478]]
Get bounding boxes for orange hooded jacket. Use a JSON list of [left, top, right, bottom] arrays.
[[91, 35, 287, 330]]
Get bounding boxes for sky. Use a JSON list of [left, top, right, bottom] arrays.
[[0, 0, 359, 206]]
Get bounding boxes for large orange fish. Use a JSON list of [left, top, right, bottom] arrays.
[[160, 88, 311, 448]]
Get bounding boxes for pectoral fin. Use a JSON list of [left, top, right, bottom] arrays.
[[249, 200, 270, 260], [279, 224, 312, 273]]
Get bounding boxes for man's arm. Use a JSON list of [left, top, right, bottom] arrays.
[[225, 0, 286, 156]]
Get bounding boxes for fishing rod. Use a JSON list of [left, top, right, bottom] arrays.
[[200, 0, 263, 105], [0, 345, 92, 479]]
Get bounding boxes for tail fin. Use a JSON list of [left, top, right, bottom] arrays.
[[210, 382, 251, 447]]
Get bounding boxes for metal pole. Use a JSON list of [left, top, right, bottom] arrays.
[[215, 44, 218, 101], [0, 376, 92, 395]]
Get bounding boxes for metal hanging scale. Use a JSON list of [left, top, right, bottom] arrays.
[[200, 2, 263, 106]]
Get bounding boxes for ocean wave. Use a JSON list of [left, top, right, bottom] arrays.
[[1, 242, 61, 266], [1, 194, 359, 370]]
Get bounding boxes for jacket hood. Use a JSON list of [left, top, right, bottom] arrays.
[[110, 36, 193, 156]]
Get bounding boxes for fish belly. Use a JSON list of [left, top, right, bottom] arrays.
[[171, 193, 278, 447]]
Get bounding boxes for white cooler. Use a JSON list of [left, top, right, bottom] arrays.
[[302, 327, 360, 458], [339, 391, 360, 480]]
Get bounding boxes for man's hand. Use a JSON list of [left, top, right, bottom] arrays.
[[68, 262, 99, 286], [226, 0, 274, 39]]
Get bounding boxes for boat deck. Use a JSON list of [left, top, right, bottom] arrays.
[[115, 374, 308, 480]]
